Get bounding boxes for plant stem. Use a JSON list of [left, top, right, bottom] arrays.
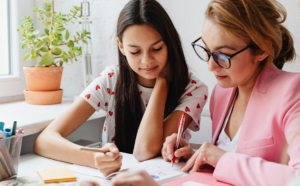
[[49, 0, 54, 52]]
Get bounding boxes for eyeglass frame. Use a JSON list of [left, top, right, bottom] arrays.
[[191, 36, 250, 69]]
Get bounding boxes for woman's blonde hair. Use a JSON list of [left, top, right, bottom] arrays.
[[205, 0, 296, 69]]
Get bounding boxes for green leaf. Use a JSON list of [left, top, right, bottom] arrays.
[[39, 33, 48, 40], [59, 61, 63, 67], [82, 40, 88, 44], [40, 47, 49, 52], [36, 42, 46, 50], [35, 61, 43, 67], [21, 44, 28, 49], [67, 40, 74, 48], [32, 30, 39, 35], [31, 49, 36, 56], [23, 53, 32, 61], [32, 54, 39, 59], [46, 12, 52, 18], [45, 28, 49, 35], [65, 29, 70, 40], [53, 48, 63, 55], [41, 52, 54, 66]]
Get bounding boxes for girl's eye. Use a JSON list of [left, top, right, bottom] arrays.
[[153, 47, 162, 52], [130, 51, 140, 55]]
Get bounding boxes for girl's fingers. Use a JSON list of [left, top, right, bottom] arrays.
[[78, 180, 100, 186], [166, 134, 177, 160], [95, 151, 120, 163], [101, 143, 119, 154], [96, 154, 123, 170]]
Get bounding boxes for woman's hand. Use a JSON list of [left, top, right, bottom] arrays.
[[161, 133, 195, 163], [157, 62, 171, 83], [111, 170, 160, 186], [180, 142, 226, 173], [94, 143, 123, 177]]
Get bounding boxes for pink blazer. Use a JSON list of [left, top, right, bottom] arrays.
[[210, 63, 300, 186]]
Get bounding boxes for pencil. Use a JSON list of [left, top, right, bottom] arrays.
[[79, 147, 106, 153]]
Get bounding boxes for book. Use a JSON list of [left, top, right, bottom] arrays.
[[37, 167, 77, 183]]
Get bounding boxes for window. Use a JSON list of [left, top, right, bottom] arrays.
[[0, 0, 10, 76]]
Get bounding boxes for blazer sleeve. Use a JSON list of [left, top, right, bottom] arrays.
[[213, 100, 300, 186]]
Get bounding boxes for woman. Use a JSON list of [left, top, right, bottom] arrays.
[[162, 0, 300, 185], [34, 0, 208, 177]]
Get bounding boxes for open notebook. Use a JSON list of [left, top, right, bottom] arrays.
[[69, 153, 186, 184]]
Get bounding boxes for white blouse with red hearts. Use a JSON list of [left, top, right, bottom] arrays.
[[80, 65, 208, 147]]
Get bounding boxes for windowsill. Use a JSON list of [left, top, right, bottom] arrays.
[[0, 98, 106, 136], [0, 98, 210, 136]]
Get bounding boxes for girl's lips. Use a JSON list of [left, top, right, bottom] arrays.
[[215, 75, 227, 80], [140, 66, 158, 73]]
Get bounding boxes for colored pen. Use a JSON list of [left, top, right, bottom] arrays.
[[12, 121, 17, 135], [171, 112, 186, 167], [0, 122, 4, 131], [80, 147, 106, 153]]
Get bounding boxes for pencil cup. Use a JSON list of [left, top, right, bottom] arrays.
[[0, 122, 4, 131], [0, 134, 23, 181]]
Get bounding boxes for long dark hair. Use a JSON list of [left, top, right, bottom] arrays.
[[114, 0, 189, 153]]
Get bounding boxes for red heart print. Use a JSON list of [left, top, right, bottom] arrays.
[[191, 80, 196, 84], [104, 123, 107, 131], [111, 136, 115, 141], [105, 102, 108, 106], [146, 104, 148, 107], [139, 91, 142, 95], [195, 86, 198, 89], [117, 65, 119, 67], [194, 125, 199, 129], [198, 120, 200, 124], [186, 93, 192, 96], [98, 102, 100, 107], [204, 95, 207, 100], [108, 72, 114, 78], [107, 88, 111, 94], [111, 92, 114, 95], [185, 107, 190, 112], [112, 69, 114, 71], [85, 94, 91, 99], [96, 85, 100, 90], [196, 103, 200, 109], [109, 111, 113, 116], [97, 74, 102, 78]]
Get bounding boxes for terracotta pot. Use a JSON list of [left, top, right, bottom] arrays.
[[23, 66, 63, 91], [24, 89, 63, 105]]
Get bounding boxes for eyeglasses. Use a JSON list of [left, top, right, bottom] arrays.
[[191, 37, 250, 69]]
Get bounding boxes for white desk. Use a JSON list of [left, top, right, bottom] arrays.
[[18, 153, 112, 185]]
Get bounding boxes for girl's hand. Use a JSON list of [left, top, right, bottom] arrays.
[[111, 170, 160, 186], [162, 133, 195, 163], [157, 62, 171, 83], [78, 180, 100, 186], [94, 143, 123, 177], [180, 142, 226, 173]]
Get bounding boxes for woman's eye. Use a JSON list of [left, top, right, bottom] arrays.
[[130, 51, 140, 55], [153, 47, 162, 52]]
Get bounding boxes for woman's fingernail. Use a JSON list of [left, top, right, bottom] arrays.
[[169, 155, 172, 160], [112, 147, 117, 152]]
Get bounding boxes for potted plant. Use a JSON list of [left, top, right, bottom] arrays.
[[18, 0, 90, 105]]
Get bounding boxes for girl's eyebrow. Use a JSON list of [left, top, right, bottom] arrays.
[[127, 39, 163, 48]]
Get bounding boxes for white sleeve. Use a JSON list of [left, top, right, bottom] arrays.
[[174, 74, 208, 131], [79, 66, 118, 112]]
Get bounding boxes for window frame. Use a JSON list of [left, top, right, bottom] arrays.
[[0, 0, 35, 98]]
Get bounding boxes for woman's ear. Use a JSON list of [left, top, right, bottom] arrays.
[[256, 40, 272, 62], [116, 37, 125, 55]]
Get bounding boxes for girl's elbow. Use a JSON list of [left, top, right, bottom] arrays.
[[133, 147, 158, 162]]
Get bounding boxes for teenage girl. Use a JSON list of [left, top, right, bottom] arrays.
[[34, 0, 208, 177]]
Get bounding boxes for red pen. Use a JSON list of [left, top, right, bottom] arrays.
[[171, 112, 186, 167]]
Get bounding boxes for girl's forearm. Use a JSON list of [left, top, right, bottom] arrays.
[[133, 78, 168, 161], [34, 131, 96, 167]]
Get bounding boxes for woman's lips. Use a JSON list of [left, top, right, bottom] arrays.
[[215, 75, 227, 80], [140, 66, 158, 73]]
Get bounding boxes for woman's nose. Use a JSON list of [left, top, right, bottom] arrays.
[[207, 55, 221, 72], [141, 52, 154, 64]]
